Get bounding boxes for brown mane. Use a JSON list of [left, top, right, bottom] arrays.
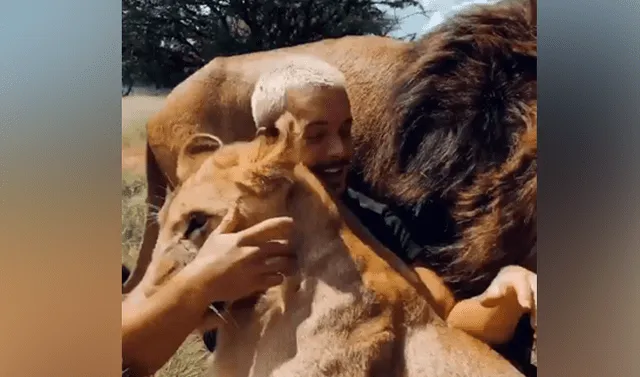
[[345, 0, 537, 298], [126, 0, 537, 321], [444, 103, 537, 294]]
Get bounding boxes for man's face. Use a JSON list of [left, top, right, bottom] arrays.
[[278, 85, 354, 195]]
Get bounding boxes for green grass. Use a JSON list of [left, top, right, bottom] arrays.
[[121, 171, 147, 268], [122, 172, 210, 377], [122, 122, 148, 149], [122, 94, 209, 376]]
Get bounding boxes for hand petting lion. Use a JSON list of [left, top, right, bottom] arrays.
[[124, 0, 538, 373]]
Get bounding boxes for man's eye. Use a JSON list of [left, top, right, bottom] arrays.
[[185, 211, 209, 238], [304, 136, 324, 145], [340, 123, 352, 136]]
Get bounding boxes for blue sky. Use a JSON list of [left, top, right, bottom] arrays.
[[390, 0, 497, 38], [0, 0, 495, 112]]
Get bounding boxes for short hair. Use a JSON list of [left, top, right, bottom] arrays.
[[251, 54, 347, 128]]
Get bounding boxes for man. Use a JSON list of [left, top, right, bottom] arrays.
[[203, 56, 536, 374]]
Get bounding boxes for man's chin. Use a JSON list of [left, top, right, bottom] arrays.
[[310, 168, 347, 195], [325, 179, 346, 196]]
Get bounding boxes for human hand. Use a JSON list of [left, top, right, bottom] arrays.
[[183, 204, 297, 305], [477, 265, 537, 331]]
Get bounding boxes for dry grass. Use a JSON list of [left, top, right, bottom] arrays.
[[122, 94, 210, 377]]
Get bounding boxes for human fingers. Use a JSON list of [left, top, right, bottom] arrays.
[[529, 273, 537, 329], [513, 274, 534, 310], [477, 282, 509, 307], [246, 239, 294, 260], [236, 217, 294, 246], [530, 305, 537, 331], [529, 273, 537, 305], [255, 255, 297, 276], [253, 272, 288, 292], [212, 205, 240, 235]]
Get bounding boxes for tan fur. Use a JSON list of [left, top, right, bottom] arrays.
[[150, 128, 523, 377], [122, 34, 412, 292], [124, 3, 537, 333]]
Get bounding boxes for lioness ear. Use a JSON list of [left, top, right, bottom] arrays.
[[235, 166, 294, 198], [177, 133, 223, 182], [255, 126, 283, 152], [255, 125, 280, 139]]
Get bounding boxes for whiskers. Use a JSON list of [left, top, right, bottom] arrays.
[[146, 203, 161, 216], [206, 303, 240, 329], [144, 200, 164, 228]]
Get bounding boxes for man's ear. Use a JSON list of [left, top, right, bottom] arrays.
[[177, 133, 224, 182]]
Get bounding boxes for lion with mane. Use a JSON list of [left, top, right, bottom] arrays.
[[146, 122, 525, 377], [124, 0, 537, 370]]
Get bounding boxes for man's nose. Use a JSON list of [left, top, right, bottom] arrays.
[[327, 136, 347, 159]]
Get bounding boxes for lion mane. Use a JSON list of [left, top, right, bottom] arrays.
[[126, 0, 537, 308], [348, 0, 537, 298]]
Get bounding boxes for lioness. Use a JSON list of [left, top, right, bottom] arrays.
[[123, 0, 538, 302], [152, 123, 524, 377]]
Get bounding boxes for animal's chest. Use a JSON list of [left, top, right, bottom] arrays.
[[210, 278, 394, 377]]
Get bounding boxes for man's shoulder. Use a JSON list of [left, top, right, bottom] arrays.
[[342, 186, 424, 263], [343, 187, 389, 215]]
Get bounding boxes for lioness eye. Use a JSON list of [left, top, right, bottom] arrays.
[[185, 211, 209, 238]]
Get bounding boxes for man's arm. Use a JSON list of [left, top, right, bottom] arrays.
[[445, 291, 526, 345], [413, 263, 528, 346], [415, 263, 533, 346], [413, 265, 456, 319], [343, 186, 528, 345], [122, 266, 211, 376]]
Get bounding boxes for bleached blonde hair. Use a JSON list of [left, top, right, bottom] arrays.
[[251, 54, 347, 128]]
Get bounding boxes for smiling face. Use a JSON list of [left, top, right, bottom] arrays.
[[276, 85, 353, 196]]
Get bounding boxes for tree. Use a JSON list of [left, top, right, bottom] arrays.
[[122, 0, 422, 93]]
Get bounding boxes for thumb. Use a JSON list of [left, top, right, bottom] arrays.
[[212, 204, 240, 235], [513, 278, 533, 310], [236, 216, 294, 246], [478, 283, 508, 307]]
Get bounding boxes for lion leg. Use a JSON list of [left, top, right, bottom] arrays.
[[123, 142, 167, 293]]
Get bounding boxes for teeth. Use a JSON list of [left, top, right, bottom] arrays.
[[324, 167, 341, 173]]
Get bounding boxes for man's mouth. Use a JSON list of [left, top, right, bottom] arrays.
[[322, 166, 344, 174], [313, 164, 348, 182], [310, 163, 349, 193], [313, 161, 349, 175]]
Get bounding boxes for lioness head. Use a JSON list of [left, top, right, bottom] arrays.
[[150, 127, 299, 279]]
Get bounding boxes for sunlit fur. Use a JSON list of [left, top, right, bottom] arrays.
[[369, 0, 537, 298], [149, 125, 524, 377], [126, 0, 536, 317]]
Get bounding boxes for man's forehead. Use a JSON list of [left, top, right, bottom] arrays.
[[288, 85, 342, 107], [288, 89, 349, 120]]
